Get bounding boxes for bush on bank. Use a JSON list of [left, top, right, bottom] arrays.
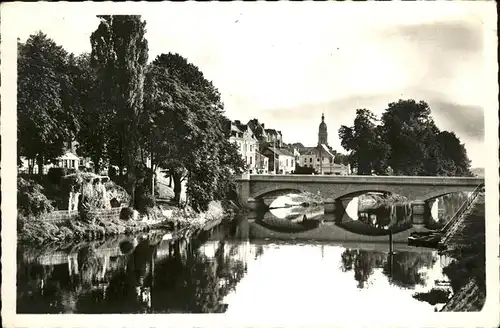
[[17, 177, 54, 219]]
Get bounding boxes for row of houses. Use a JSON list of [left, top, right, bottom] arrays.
[[19, 114, 349, 176], [229, 114, 349, 175]]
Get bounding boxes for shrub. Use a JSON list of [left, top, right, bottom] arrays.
[[120, 207, 136, 221], [105, 181, 130, 206], [79, 201, 97, 224], [47, 167, 67, 185], [108, 166, 117, 179], [135, 191, 156, 214], [17, 177, 54, 218]]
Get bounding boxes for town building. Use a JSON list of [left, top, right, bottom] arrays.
[[298, 113, 349, 175], [18, 140, 92, 174], [262, 147, 296, 174], [230, 120, 258, 173], [255, 151, 269, 174], [246, 118, 283, 151]]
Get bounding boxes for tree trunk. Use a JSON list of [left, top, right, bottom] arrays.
[[127, 139, 141, 209], [172, 171, 182, 205], [28, 158, 34, 174], [93, 157, 101, 175], [37, 154, 44, 176], [150, 157, 155, 201]]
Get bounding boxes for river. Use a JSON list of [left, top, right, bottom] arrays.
[[17, 192, 467, 315]]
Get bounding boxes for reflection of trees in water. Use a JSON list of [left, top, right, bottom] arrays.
[[151, 239, 246, 313], [383, 252, 436, 289], [17, 263, 67, 313], [340, 249, 436, 290], [340, 249, 385, 289], [432, 192, 469, 225], [18, 219, 251, 314], [75, 240, 156, 313]]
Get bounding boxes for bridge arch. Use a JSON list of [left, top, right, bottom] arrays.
[[251, 184, 414, 202], [421, 186, 478, 202], [254, 188, 305, 200]]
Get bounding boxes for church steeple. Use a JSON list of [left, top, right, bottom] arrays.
[[318, 113, 328, 146]]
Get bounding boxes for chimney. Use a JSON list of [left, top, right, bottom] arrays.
[[262, 123, 265, 129], [235, 120, 241, 125]]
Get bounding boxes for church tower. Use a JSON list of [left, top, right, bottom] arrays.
[[318, 113, 328, 146]]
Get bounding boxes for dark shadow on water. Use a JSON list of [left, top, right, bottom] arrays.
[[17, 219, 250, 314]]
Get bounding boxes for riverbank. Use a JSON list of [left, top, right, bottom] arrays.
[[18, 200, 241, 246], [439, 192, 486, 312], [17, 172, 243, 247]]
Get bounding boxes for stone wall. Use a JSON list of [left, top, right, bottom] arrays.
[[44, 207, 123, 223]]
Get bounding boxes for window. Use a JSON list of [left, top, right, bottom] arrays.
[[250, 157, 252, 165], [80, 159, 84, 166], [310, 158, 313, 163], [317, 158, 320, 162], [291, 160, 294, 167], [286, 159, 288, 166]]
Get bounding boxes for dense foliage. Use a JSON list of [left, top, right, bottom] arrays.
[[338, 100, 471, 176], [18, 16, 245, 213], [142, 53, 245, 212], [90, 15, 149, 207], [17, 32, 79, 174], [17, 177, 55, 218]]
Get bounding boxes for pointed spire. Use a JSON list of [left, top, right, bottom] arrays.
[[321, 113, 325, 122]]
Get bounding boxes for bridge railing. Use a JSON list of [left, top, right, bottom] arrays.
[[438, 183, 484, 246]]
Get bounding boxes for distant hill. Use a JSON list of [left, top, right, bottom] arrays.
[[471, 167, 484, 178]]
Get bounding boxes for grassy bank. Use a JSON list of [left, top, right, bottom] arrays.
[[17, 173, 242, 246], [439, 193, 486, 312], [18, 200, 237, 246]]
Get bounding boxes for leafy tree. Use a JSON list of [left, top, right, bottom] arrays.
[[339, 109, 389, 175], [338, 99, 472, 177], [334, 152, 350, 166], [380, 99, 439, 175], [68, 53, 112, 174], [18, 32, 77, 174], [435, 131, 471, 176], [90, 15, 149, 207], [142, 53, 244, 211]]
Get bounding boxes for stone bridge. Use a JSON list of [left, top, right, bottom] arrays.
[[235, 174, 484, 216]]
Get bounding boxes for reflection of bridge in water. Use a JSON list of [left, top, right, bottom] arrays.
[[247, 218, 427, 244]]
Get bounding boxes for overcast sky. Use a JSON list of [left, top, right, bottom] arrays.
[[9, 2, 494, 168]]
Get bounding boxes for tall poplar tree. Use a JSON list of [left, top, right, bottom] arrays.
[[90, 15, 149, 207]]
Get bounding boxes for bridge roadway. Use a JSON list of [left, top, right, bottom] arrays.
[[235, 174, 484, 210]]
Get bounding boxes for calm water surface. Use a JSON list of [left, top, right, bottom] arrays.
[[17, 193, 465, 315]]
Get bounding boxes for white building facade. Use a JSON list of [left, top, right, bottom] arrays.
[[230, 121, 258, 173]]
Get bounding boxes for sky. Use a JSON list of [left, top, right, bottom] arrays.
[[8, 1, 495, 168]]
